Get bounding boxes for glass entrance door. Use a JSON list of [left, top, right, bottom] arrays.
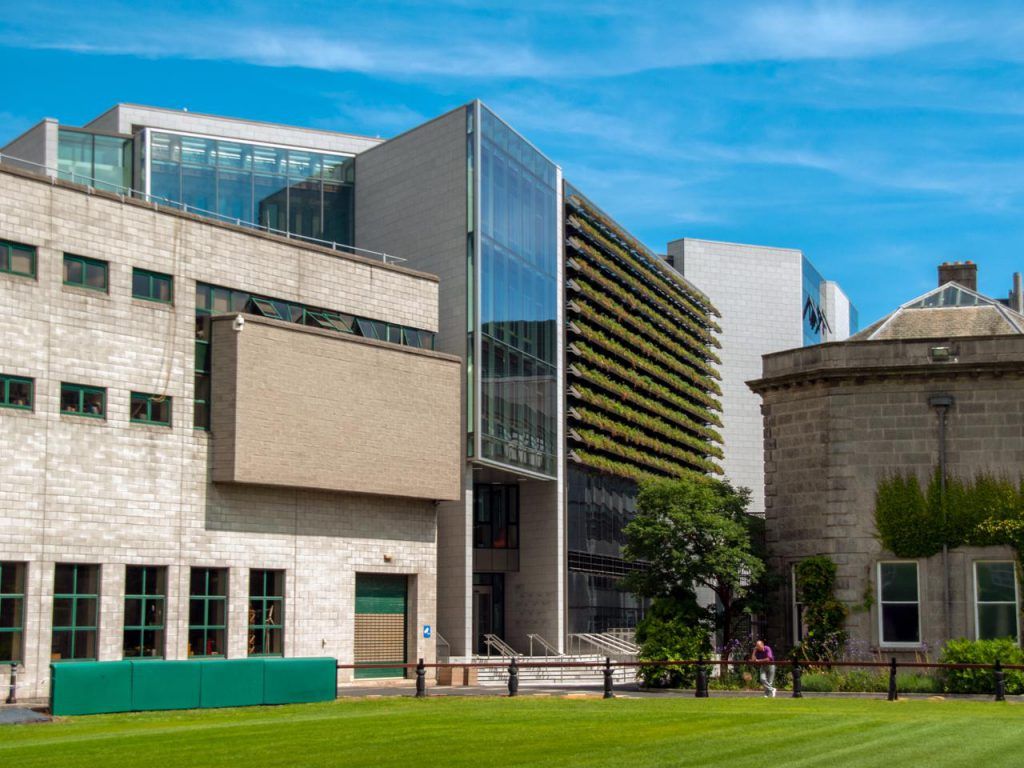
[[472, 585, 493, 655]]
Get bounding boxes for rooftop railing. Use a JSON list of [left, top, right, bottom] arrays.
[[0, 152, 406, 265]]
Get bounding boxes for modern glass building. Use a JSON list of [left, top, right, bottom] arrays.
[[473, 106, 559, 478]]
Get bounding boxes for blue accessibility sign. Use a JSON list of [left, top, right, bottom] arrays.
[[423, 625, 432, 639]]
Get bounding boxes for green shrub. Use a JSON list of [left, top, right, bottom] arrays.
[[635, 597, 712, 688], [896, 672, 943, 694], [794, 556, 848, 661], [800, 672, 839, 692], [836, 669, 887, 693], [939, 638, 1024, 694]]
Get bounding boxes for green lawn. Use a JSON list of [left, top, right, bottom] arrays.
[[3, 695, 1023, 767]]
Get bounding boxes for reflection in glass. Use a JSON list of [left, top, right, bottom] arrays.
[[148, 131, 354, 245], [476, 106, 558, 476]]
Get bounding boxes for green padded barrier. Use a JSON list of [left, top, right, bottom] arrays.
[[263, 657, 337, 704], [199, 658, 266, 709], [51, 661, 133, 716], [131, 660, 202, 711]]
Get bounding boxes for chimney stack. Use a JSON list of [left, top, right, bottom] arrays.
[[938, 261, 977, 291], [1011, 272, 1023, 313]]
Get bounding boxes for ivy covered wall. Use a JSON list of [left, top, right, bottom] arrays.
[[564, 186, 724, 483]]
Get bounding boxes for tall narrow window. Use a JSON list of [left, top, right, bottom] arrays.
[[189, 568, 227, 657], [0, 240, 36, 278], [123, 566, 166, 658], [975, 561, 1019, 641], [248, 570, 284, 656], [52, 564, 100, 661], [63, 254, 108, 292], [0, 563, 26, 663], [60, 383, 105, 418], [0, 375, 33, 410], [878, 561, 920, 645], [130, 392, 172, 426], [132, 268, 174, 303]]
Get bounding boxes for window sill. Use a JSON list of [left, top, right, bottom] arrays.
[[63, 282, 109, 298], [132, 297, 175, 310], [130, 420, 173, 429], [0, 404, 34, 414], [60, 413, 106, 422], [0, 270, 37, 282]]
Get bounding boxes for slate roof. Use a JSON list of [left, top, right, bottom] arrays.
[[850, 282, 1024, 341]]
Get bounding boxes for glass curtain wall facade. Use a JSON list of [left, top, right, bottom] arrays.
[[473, 105, 559, 477], [147, 131, 355, 245], [57, 129, 132, 192], [801, 256, 830, 345]]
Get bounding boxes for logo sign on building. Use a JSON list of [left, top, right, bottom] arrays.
[[423, 625, 432, 639]]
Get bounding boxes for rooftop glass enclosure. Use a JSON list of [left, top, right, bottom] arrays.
[[145, 130, 355, 246], [57, 129, 132, 193], [472, 104, 559, 478]]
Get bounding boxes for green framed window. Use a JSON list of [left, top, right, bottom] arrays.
[[130, 392, 172, 426], [189, 568, 227, 657], [0, 375, 33, 410], [248, 569, 284, 656], [878, 561, 920, 646], [60, 383, 105, 418], [63, 254, 108, 292], [52, 563, 99, 661], [0, 239, 36, 278], [975, 561, 1019, 641], [123, 566, 166, 658], [132, 268, 174, 303], [0, 562, 26, 663]]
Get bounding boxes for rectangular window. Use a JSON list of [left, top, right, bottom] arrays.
[[189, 568, 227, 657], [878, 561, 920, 645], [0, 375, 33, 410], [473, 484, 519, 549], [63, 254, 108, 292], [132, 268, 174, 303], [0, 563, 26, 663], [123, 566, 166, 658], [60, 383, 106, 418], [130, 392, 172, 426], [975, 561, 1019, 641], [248, 569, 284, 656], [52, 564, 99, 661], [0, 239, 36, 278]]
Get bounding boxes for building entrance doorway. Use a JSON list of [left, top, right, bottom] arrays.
[[472, 573, 505, 655]]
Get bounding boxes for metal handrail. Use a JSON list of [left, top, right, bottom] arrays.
[[568, 632, 639, 657], [483, 634, 519, 658], [527, 634, 562, 657], [0, 151, 406, 265]]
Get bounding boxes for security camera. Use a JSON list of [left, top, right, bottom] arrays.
[[233, 314, 245, 332]]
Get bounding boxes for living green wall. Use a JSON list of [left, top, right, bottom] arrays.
[[564, 188, 723, 483]]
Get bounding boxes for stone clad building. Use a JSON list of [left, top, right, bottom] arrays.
[[750, 262, 1024, 655], [0, 163, 461, 697]]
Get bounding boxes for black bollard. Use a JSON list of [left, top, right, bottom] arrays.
[[603, 657, 615, 699], [791, 659, 803, 699], [508, 657, 519, 697], [5, 662, 15, 705], [887, 657, 898, 701], [415, 658, 426, 698], [995, 659, 1006, 702], [695, 663, 709, 698]]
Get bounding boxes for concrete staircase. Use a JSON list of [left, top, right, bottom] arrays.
[[471, 655, 635, 686]]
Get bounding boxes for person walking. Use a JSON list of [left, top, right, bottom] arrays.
[[751, 639, 776, 697]]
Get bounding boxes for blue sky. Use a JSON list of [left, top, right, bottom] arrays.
[[3, 1, 1024, 325]]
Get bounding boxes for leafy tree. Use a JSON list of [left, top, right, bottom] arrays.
[[623, 476, 766, 662], [634, 596, 712, 687]]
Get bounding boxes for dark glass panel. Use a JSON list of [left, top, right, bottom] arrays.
[[76, 597, 98, 626], [9, 248, 33, 276], [125, 566, 144, 595], [217, 169, 253, 223], [882, 604, 919, 644], [82, 390, 104, 417], [53, 565, 75, 595], [977, 562, 1016, 603], [880, 563, 918, 602], [51, 630, 73, 660], [84, 261, 106, 290], [52, 598, 74, 627], [124, 598, 142, 627], [978, 604, 1018, 640], [132, 270, 150, 298], [182, 165, 216, 212], [208, 569, 227, 595], [189, 599, 204, 625], [64, 258, 82, 284], [1, 564, 24, 594], [75, 630, 97, 659], [76, 565, 100, 594]]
